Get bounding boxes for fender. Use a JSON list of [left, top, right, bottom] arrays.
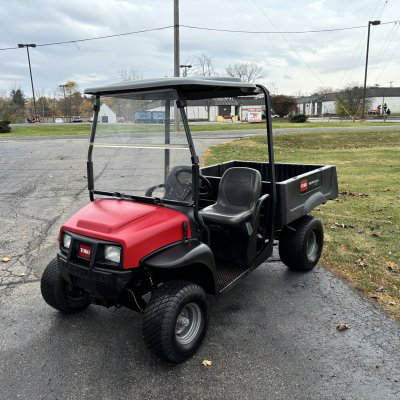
[[141, 239, 217, 294], [303, 192, 327, 214]]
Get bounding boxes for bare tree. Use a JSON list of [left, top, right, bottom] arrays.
[[190, 54, 218, 121], [191, 54, 217, 77], [225, 62, 264, 83], [119, 68, 143, 81], [293, 90, 307, 98], [114, 70, 143, 121], [334, 83, 370, 121], [311, 87, 336, 96], [265, 81, 278, 95]]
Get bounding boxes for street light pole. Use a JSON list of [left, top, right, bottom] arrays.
[[18, 43, 37, 119], [180, 64, 192, 77], [362, 20, 380, 120]]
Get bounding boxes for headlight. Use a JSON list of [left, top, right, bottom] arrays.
[[63, 233, 72, 249], [104, 245, 121, 263]]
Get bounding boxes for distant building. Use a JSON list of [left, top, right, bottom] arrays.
[[97, 103, 117, 123], [297, 87, 400, 116], [147, 97, 265, 122]]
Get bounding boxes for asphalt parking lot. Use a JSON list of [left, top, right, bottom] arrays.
[[0, 134, 399, 400]]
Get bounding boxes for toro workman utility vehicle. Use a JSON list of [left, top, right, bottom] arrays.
[[41, 77, 338, 363]]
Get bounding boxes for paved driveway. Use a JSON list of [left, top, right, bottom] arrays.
[[0, 134, 399, 400]]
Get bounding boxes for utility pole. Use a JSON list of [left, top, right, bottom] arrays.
[[174, 0, 180, 79], [173, 0, 180, 131]]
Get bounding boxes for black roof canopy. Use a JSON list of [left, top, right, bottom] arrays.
[[84, 77, 260, 100]]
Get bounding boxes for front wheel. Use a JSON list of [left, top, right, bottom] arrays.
[[41, 258, 91, 314], [142, 280, 208, 363], [279, 215, 324, 272]]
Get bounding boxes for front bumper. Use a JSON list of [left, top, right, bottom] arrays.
[[58, 253, 133, 300]]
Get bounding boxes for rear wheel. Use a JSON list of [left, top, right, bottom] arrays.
[[41, 258, 91, 314], [279, 215, 323, 272], [143, 280, 208, 363]]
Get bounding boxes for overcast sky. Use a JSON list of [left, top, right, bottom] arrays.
[[1, 0, 399, 97]]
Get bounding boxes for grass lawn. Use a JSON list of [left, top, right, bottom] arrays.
[[4, 124, 92, 137], [203, 129, 400, 319], [190, 120, 396, 131], [2, 120, 397, 137]]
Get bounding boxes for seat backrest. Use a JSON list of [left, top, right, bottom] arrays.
[[217, 167, 261, 212], [163, 165, 193, 202]]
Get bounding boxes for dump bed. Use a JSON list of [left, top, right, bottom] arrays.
[[201, 161, 338, 226]]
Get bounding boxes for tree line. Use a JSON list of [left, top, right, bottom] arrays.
[[0, 55, 303, 122], [1, 51, 377, 124], [0, 81, 93, 123]]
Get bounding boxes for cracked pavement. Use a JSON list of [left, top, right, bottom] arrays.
[[0, 137, 89, 287], [0, 133, 399, 400]]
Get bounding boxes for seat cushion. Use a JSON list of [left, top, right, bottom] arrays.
[[200, 203, 253, 226], [199, 167, 261, 228]]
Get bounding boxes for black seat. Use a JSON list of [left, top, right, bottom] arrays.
[[199, 167, 261, 227], [145, 165, 193, 202]]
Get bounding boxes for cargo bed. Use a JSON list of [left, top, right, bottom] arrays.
[[201, 160, 338, 226]]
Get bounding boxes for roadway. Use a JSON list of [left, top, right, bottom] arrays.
[[0, 133, 399, 399]]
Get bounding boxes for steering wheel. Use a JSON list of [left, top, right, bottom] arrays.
[[175, 167, 212, 197]]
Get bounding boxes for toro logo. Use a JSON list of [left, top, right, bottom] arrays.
[[300, 179, 309, 193], [79, 244, 92, 259]]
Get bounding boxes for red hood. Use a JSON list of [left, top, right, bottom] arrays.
[[61, 199, 191, 268]]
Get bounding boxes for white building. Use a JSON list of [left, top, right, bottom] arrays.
[[147, 98, 242, 122], [297, 87, 400, 116], [97, 103, 117, 123]]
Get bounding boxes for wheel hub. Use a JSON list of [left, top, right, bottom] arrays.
[[175, 303, 202, 345], [307, 231, 318, 260]]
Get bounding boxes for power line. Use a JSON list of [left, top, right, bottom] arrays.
[[182, 20, 398, 34], [249, 0, 327, 89], [376, 0, 389, 20], [2, 20, 400, 52], [371, 0, 384, 20], [374, 25, 400, 82], [0, 26, 174, 51], [370, 17, 400, 77], [339, 1, 390, 90], [337, 30, 367, 88], [181, 24, 368, 34]]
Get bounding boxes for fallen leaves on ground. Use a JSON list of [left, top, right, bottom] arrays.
[[355, 258, 369, 268], [331, 222, 355, 229], [371, 232, 383, 238], [387, 262, 398, 273], [339, 191, 368, 198], [202, 359, 212, 367], [336, 323, 350, 331]]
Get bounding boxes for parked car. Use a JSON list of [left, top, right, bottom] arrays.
[[54, 118, 63, 123], [72, 116, 82, 123], [27, 117, 41, 123]]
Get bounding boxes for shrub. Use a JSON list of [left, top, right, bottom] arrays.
[[0, 120, 11, 133], [289, 114, 308, 123]]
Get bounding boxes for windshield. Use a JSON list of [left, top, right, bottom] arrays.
[[91, 93, 194, 205]]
